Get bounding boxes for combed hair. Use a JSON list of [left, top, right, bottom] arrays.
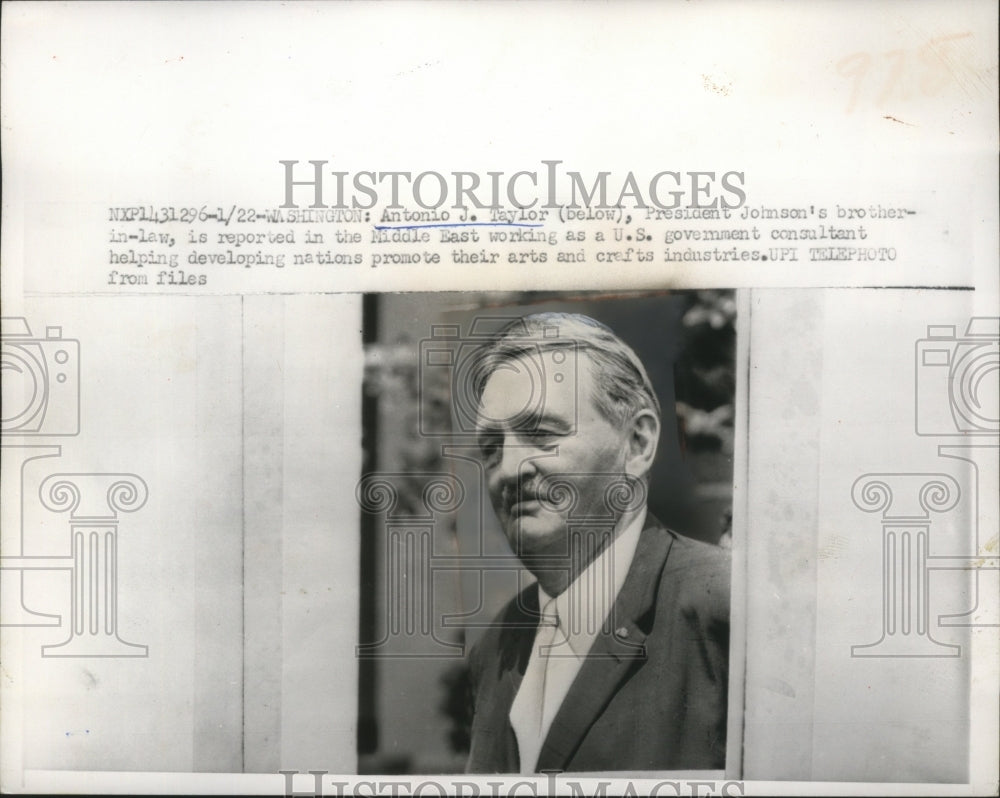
[[472, 312, 661, 428]]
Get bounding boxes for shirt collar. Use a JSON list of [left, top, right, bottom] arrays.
[[537, 506, 647, 657]]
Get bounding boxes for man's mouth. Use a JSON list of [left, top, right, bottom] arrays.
[[505, 488, 543, 517], [508, 497, 541, 516]]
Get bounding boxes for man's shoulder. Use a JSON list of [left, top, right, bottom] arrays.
[[467, 583, 536, 668], [660, 525, 731, 574], [652, 524, 731, 622]]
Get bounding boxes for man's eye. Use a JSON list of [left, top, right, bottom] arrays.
[[478, 434, 500, 460], [525, 430, 558, 446]]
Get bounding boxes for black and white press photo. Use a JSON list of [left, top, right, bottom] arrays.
[[356, 291, 738, 774], [1, 2, 996, 796]]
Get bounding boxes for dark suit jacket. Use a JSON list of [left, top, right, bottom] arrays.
[[466, 515, 730, 773]]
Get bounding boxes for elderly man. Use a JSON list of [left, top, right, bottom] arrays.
[[464, 312, 730, 774]]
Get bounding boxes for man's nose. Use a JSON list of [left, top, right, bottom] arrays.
[[493, 442, 534, 488]]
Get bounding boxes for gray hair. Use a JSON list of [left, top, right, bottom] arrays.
[[472, 312, 661, 428]]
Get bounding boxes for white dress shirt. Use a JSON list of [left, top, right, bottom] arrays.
[[509, 507, 646, 773]]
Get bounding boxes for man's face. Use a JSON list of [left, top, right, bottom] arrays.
[[476, 351, 632, 562]]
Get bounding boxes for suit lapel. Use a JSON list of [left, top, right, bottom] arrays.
[[473, 586, 540, 772], [535, 518, 674, 772]]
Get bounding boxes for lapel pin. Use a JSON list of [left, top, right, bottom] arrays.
[[615, 626, 629, 638]]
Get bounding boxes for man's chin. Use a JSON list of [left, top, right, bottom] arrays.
[[502, 513, 567, 560]]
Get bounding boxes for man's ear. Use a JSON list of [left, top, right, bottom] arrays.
[[625, 409, 660, 478]]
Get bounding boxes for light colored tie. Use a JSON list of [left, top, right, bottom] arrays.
[[509, 599, 560, 773]]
